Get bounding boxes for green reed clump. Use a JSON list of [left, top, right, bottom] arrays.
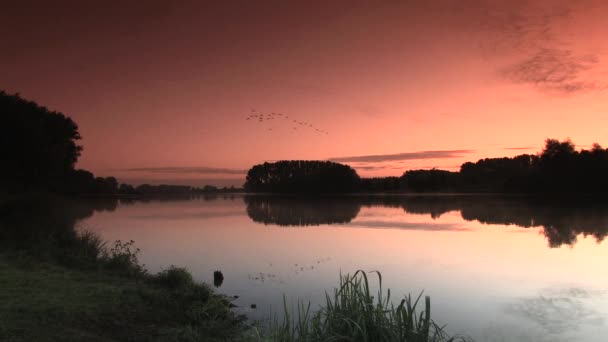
[[249, 270, 470, 342]]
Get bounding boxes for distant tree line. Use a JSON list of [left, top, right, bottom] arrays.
[[244, 160, 360, 193], [404, 139, 608, 193], [118, 183, 244, 196], [244, 139, 608, 194], [1, 91, 244, 196]]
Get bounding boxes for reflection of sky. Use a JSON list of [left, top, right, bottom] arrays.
[[79, 197, 608, 341]]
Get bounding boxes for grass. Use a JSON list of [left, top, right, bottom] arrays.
[[1, 240, 469, 342], [247, 271, 470, 342], [0, 233, 245, 342]]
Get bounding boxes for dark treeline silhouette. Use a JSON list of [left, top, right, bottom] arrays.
[[1, 91, 119, 195], [357, 176, 403, 192], [404, 139, 608, 193], [243, 194, 608, 247], [244, 160, 360, 193], [244, 139, 608, 194], [401, 170, 460, 192], [1, 91, 243, 196], [118, 183, 244, 197]]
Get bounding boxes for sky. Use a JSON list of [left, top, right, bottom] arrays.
[[2, 0, 608, 187]]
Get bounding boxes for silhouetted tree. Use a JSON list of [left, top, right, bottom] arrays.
[[244, 161, 360, 193], [401, 169, 460, 192], [1, 91, 82, 191], [399, 139, 608, 193], [459, 154, 538, 192], [358, 177, 403, 192]]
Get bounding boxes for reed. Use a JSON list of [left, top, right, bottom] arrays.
[[250, 270, 470, 342]]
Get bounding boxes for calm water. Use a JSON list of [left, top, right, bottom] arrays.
[[77, 195, 608, 342]]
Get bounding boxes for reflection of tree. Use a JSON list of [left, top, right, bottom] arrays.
[[0, 195, 117, 252], [245, 194, 608, 247], [244, 195, 360, 226], [397, 196, 608, 248]]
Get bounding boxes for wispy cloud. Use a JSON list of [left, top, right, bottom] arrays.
[[124, 166, 247, 175], [460, 1, 604, 95], [504, 146, 535, 150], [348, 221, 470, 231], [329, 150, 474, 163], [502, 48, 600, 94]]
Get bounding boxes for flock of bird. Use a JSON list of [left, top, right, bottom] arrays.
[[245, 109, 329, 135]]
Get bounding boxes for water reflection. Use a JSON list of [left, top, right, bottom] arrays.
[[0, 196, 117, 251], [244, 195, 360, 226], [505, 287, 605, 334], [4, 194, 607, 251], [244, 195, 608, 247]]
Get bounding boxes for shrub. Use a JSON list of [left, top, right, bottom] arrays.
[[155, 266, 195, 290]]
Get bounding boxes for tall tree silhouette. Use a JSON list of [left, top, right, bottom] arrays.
[[1, 91, 82, 191]]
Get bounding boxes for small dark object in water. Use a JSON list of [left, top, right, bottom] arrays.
[[250, 304, 257, 309], [213, 270, 224, 288]]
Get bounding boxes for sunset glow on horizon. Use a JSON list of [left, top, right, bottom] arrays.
[[3, 0, 608, 186]]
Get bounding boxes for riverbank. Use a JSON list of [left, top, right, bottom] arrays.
[[1, 252, 466, 342], [0, 252, 245, 341]]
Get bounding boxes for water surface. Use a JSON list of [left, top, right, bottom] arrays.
[[78, 195, 608, 341]]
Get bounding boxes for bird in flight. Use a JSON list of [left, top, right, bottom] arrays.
[[244, 109, 329, 135]]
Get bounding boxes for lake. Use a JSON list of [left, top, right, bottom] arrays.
[[77, 194, 608, 342]]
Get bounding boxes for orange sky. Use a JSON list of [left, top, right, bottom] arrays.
[[2, 1, 608, 186]]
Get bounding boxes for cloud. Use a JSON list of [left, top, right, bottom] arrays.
[[504, 146, 535, 150], [457, 1, 604, 95], [329, 150, 475, 163], [348, 220, 470, 231], [129, 210, 244, 220], [350, 163, 409, 171], [502, 48, 600, 94], [464, 0, 571, 55], [124, 166, 247, 175]]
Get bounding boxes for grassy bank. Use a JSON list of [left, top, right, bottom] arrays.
[[0, 252, 244, 342], [1, 251, 467, 342]]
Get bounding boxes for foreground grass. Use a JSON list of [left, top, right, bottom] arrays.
[[0, 254, 468, 342], [0, 253, 243, 342], [247, 271, 468, 342]]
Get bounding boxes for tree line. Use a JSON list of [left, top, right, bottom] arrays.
[[1, 91, 243, 196], [404, 139, 608, 193], [4, 90, 606, 195], [245, 139, 608, 194]]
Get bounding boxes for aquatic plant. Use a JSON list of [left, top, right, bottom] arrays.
[[248, 270, 470, 342]]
